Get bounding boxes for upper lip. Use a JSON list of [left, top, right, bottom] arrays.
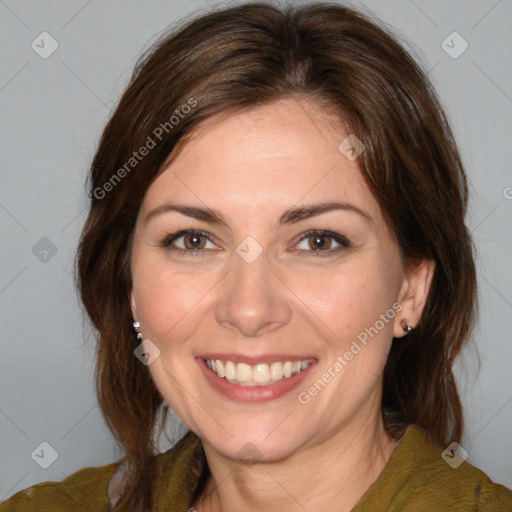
[[198, 353, 317, 365]]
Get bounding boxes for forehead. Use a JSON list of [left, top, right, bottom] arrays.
[[142, 98, 382, 226]]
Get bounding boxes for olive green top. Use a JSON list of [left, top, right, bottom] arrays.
[[2, 424, 511, 511]]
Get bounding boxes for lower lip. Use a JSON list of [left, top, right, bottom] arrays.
[[197, 358, 317, 402]]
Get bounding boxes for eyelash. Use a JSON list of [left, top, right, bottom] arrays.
[[160, 229, 350, 258]]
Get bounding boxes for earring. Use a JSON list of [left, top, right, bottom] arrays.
[[401, 319, 414, 334], [132, 318, 143, 340]]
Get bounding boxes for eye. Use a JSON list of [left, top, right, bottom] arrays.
[[161, 230, 217, 256], [160, 229, 350, 258], [293, 230, 350, 256]]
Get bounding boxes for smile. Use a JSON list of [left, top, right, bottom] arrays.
[[205, 358, 313, 386], [197, 355, 317, 402]]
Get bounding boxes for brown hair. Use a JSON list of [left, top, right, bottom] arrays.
[[75, 2, 478, 510]]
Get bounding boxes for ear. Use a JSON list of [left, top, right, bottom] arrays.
[[129, 289, 138, 320], [393, 258, 436, 338]]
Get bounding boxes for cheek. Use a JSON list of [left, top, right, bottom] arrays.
[[293, 260, 396, 344], [132, 260, 219, 348]]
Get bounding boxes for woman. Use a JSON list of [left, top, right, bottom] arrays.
[[2, 2, 511, 511]]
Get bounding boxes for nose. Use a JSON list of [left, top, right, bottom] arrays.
[[214, 253, 292, 338]]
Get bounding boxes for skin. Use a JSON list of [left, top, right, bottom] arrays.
[[129, 97, 435, 512]]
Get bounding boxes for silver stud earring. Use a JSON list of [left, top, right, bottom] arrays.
[[401, 319, 414, 334], [132, 318, 143, 340]]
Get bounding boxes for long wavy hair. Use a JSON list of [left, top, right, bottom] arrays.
[[75, 2, 478, 510]]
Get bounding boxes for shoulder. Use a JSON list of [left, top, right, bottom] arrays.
[[412, 453, 512, 511], [0, 460, 120, 511], [0, 431, 205, 512], [359, 424, 512, 511], [152, 429, 207, 506]]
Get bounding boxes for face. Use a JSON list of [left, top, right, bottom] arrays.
[[129, 97, 410, 462]]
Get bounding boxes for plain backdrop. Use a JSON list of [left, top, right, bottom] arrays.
[[1, 0, 511, 500]]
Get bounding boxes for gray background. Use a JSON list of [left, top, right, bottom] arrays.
[[1, 0, 511, 500]]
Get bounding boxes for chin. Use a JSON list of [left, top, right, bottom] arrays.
[[198, 421, 307, 464]]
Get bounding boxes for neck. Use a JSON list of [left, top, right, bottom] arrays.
[[194, 410, 400, 512]]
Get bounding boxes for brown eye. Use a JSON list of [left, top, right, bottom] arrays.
[[294, 230, 350, 256], [182, 233, 207, 250], [161, 230, 216, 254], [308, 234, 332, 251]]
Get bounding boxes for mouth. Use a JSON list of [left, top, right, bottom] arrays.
[[197, 355, 317, 402], [204, 358, 313, 386]]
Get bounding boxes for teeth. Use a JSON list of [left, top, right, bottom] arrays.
[[215, 360, 225, 378], [237, 362, 252, 382], [283, 361, 292, 378], [225, 360, 236, 380], [253, 363, 270, 383], [206, 358, 313, 386], [270, 362, 283, 381]]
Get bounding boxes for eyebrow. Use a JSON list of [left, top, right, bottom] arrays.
[[144, 201, 374, 228]]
